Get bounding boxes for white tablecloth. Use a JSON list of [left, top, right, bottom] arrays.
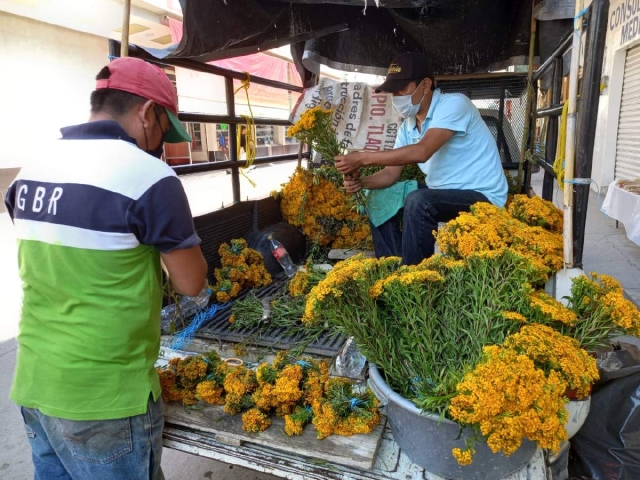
[[602, 181, 640, 246]]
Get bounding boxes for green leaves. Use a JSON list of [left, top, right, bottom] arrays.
[[313, 250, 540, 417]]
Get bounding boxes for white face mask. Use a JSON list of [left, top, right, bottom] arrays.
[[392, 81, 426, 119]]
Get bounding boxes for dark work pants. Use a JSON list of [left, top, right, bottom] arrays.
[[370, 186, 489, 265]]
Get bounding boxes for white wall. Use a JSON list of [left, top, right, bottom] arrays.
[[0, 11, 108, 168], [175, 67, 228, 115], [591, 0, 640, 191], [174, 66, 296, 156], [175, 67, 295, 120]]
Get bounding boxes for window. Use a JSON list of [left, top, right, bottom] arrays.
[[162, 66, 178, 107], [187, 123, 203, 152], [255, 125, 274, 146]]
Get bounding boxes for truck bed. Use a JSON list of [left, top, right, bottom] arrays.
[[163, 422, 549, 480], [158, 343, 550, 480]]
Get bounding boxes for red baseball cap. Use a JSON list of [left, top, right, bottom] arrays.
[[95, 57, 191, 143]]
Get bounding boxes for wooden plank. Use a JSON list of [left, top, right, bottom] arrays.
[[328, 249, 376, 260], [164, 402, 386, 470], [163, 425, 549, 480]]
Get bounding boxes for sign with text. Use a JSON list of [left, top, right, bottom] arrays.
[[289, 78, 401, 153], [609, 0, 640, 47]]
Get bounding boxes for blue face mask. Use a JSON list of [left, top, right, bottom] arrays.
[[392, 80, 426, 119]]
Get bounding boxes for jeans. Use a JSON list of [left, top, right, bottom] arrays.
[[370, 187, 490, 265], [19, 395, 165, 480]]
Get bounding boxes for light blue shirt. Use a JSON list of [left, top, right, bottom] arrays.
[[394, 89, 508, 207]]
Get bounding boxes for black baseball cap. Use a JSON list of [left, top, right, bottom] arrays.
[[375, 52, 435, 94]]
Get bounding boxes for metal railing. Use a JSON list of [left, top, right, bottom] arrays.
[[524, 0, 610, 267], [108, 40, 309, 204], [527, 32, 573, 201]]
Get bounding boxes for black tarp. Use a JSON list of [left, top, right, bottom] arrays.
[[172, 0, 533, 82]]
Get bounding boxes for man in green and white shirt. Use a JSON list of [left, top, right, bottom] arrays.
[[4, 57, 208, 480]]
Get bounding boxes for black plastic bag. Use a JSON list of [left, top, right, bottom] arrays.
[[569, 338, 640, 480], [245, 222, 306, 278]]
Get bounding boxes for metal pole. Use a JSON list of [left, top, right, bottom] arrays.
[[226, 77, 241, 203], [543, 57, 563, 201], [297, 142, 303, 168], [533, 33, 573, 82], [113, 41, 305, 92], [573, 0, 609, 267], [497, 81, 507, 162], [563, 0, 585, 268], [537, 104, 565, 117], [120, 0, 131, 57], [520, 0, 537, 193], [178, 113, 291, 127]]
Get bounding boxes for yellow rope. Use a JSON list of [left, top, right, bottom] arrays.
[[234, 73, 257, 189], [553, 100, 569, 189]]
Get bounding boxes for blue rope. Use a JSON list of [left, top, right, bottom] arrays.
[[563, 178, 608, 218], [169, 303, 220, 350], [575, 6, 589, 29], [349, 398, 364, 410], [296, 360, 312, 369], [575, 6, 589, 21]]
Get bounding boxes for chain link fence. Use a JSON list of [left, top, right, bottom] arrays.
[[438, 75, 529, 169]]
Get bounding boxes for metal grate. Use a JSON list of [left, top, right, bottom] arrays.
[[193, 278, 346, 357]]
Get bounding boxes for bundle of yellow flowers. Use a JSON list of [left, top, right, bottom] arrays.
[[282, 105, 376, 250], [503, 324, 599, 398], [243, 352, 378, 438], [196, 380, 225, 405], [223, 365, 259, 415], [213, 238, 272, 303], [252, 353, 322, 426], [278, 167, 372, 249], [558, 272, 640, 349], [436, 201, 563, 282], [449, 324, 599, 465], [241, 408, 271, 433], [449, 345, 569, 465], [284, 406, 314, 436], [311, 377, 380, 440], [271, 364, 306, 417], [157, 351, 227, 407], [287, 107, 341, 163], [507, 194, 563, 232], [528, 291, 578, 325], [288, 259, 329, 297], [303, 255, 401, 325]]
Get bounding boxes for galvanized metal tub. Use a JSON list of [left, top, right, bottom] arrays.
[[368, 364, 538, 480]]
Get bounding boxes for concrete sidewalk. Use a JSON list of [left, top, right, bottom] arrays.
[[530, 171, 640, 305]]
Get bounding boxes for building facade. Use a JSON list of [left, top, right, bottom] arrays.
[[591, 0, 640, 190]]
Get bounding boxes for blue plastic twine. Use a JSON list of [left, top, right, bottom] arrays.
[[169, 303, 220, 350]]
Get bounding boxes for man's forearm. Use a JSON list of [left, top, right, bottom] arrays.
[[363, 143, 431, 167], [360, 166, 403, 189]]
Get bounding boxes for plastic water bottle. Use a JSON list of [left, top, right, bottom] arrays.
[[160, 282, 211, 331], [268, 235, 297, 277], [434, 222, 447, 255], [335, 337, 367, 378]]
